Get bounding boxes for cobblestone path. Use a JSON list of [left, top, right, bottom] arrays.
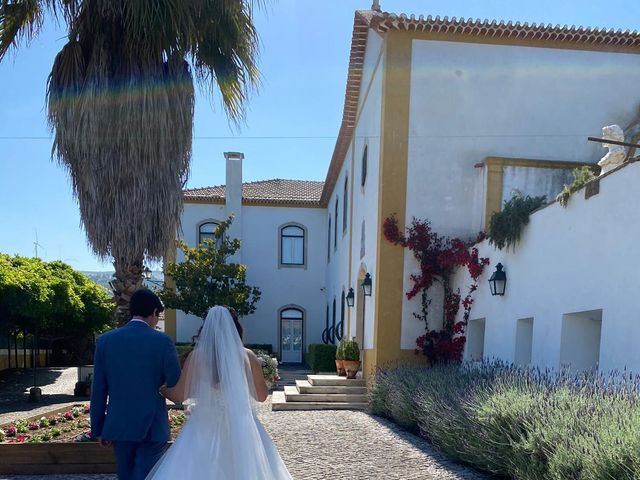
[[0, 396, 486, 480]]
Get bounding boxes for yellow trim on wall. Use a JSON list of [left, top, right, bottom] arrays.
[[405, 28, 640, 54], [482, 156, 594, 229], [370, 31, 412, 376]]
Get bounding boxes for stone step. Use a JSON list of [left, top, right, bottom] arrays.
[[284, 386, 368, 403], [295, 379, 367, 395], [307, 374, 365, 387], [271, 391, 367, 411]]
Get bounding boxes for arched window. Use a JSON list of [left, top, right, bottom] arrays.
[[334, 198, 339, 249], [327, 216, 332, 263], [280, 224, 305, 266], [361, 145, 368, 187], [198, 221, 220, 245], [343, 176, 348, 233]]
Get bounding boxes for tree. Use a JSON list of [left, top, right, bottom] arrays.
[[0, 0, 261, 323], [0, 254, 114, 338], [159, 217, 261, 319]]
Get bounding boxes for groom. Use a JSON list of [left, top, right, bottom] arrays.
[[91, 289, 181, 480]]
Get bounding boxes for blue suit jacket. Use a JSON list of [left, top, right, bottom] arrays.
[[90, 321, 181, 442]]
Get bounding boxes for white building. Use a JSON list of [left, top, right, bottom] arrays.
[[167, 7, 640, 374], [166, 152, 326, 364], [453, 159, 640, 373]]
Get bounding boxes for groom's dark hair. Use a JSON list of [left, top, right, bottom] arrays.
[[130, 289, 165, 317]]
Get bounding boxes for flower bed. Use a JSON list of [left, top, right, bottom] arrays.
[[0, 404, 186, 444], [370, 362, 640, 480], [0, 404, 187, 474]]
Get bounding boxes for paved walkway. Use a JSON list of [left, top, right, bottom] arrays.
[[0, 397, 486, 480], [0, 367, 81, 425], [0, 368, 485, 479]]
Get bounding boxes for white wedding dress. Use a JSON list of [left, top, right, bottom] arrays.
[[147, 307, 292, 479]]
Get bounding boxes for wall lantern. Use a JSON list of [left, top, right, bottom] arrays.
[[361, 273, 372, 297], [488, 263, 507, 296], [346, 288, 355, 307]]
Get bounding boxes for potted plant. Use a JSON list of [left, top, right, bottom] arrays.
[[335, 338, 346, 377], [342, 338, 361, 379]]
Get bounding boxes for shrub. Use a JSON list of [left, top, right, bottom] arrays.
[[246, 344, 273, 355], [342, 338, 360, 361], [307, 344, 337, 373], [336, 338, 345, 361], [371, 362, 640, 480], [488, 194, 546, 251], [556, 166, 597, 207]]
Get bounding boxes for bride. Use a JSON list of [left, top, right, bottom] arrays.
[[147, 306, 292, 479]]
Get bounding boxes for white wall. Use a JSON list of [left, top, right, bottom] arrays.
[[177, 202, 327, 360], [327, 28, 384, 350], [402, 39, 640, 350], [502, 166, 574, 205], [451, 161, 640, 373], [560, 310, 602, 372]]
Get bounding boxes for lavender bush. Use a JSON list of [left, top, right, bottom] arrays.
[[369, 361, 640, 480]]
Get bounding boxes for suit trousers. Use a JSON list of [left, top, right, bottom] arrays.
[[112, 440, 167, 480]]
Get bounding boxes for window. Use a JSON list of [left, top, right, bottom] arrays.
[[198, 221, 220, 245], [343, 176, 348, 233], [280, 224, 305, 266], [361, 145, 368, 187], [334, 198, 339, 249], [327, 217, 332, 262]]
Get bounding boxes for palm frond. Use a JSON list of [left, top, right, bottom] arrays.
[[0, 0, 44, 60]]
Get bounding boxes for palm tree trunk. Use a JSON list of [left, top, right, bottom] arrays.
[[111, 258, 144, 326]]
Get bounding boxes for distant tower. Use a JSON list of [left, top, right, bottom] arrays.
[[371, 1, 381, 12]]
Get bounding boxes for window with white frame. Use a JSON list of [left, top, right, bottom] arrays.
[[343, 176, 348, 233], [198, 221, 220, 246], [280, 224, 305, 266], [361, 145, 368, 187], [334, 198, 339, 249], [327, 217, 331, 262]]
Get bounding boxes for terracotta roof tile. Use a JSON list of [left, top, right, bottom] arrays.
[[184, 179, 324, 206], [370, 13, 640, 48]]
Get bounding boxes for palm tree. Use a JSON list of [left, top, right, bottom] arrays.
[[0, 0, 261, 323]]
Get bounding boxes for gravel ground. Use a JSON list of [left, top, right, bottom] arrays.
[[0, 396, 486, 480], [0, 368, 82, 425]]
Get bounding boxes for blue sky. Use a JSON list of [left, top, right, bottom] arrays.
[[1, 0, 639, 271]]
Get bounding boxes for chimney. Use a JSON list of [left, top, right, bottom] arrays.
[[224, 152, 243, 258]]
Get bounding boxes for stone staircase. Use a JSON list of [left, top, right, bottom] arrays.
[[272, 374, 368, 411]]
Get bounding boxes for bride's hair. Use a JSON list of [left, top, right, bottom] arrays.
[[192, 306, 243, 346]]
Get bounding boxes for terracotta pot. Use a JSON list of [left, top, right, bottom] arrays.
[[335, 359, 346, 376], [343, 360, 361, 379]]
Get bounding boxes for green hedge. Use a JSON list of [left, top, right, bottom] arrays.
[[307, 344, 337, 373], [370, 362, 640, 480]]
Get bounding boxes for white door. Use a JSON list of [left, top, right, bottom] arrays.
[[281, 309, 303, 363]]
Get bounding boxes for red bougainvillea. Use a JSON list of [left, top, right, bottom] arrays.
[[383, 216, 489, 364]]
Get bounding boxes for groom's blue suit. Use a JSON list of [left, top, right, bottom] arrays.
[[91, 320, 181, 480]]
